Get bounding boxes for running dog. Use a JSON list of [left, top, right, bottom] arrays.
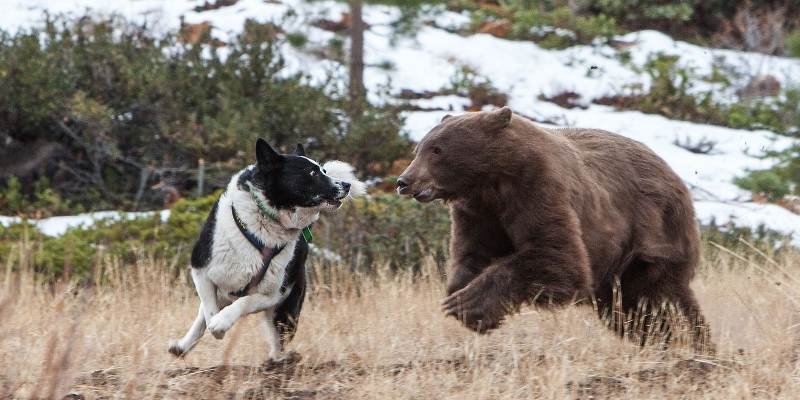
[[168, 139, 364, 361]]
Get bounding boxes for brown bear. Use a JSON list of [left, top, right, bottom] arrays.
[[397, 107, 711, 350]]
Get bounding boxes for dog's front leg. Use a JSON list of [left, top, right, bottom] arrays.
[[191, 268, 224, 339], [168, 305, 206, 357], [207, 294, 281, 339]]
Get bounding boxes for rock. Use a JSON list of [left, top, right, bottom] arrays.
[[179, 22, 212, 45], [477, 19, 512, 39], [193, 0, 238, 12], [538, 91, 585, 109], [778, 195, 800, 214], [741, 75, 781, 98], [312, 13, 352, 33]]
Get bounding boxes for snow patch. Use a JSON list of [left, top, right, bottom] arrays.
[[0, 210, 170, 237]]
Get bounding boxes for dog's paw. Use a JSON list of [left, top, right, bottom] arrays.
[[266, 351, 301, 366], [168, 340, 186, 357], [207, 314, 232, 339]]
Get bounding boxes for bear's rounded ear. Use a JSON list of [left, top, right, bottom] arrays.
[[494, 106, 512, 128], [256, 138, 283, 170], [293, 143, 306, 156], [483, 106, 513, 133], [441, 114, 453, 123]]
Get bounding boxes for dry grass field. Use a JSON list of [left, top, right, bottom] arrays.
[[1, 244, 799, 399]]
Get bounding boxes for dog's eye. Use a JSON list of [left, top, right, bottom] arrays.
[[432, 146, 442, 155], [322, 168, 327, 174], [309, 170, 316, 176]]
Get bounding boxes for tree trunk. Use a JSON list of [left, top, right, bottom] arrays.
[[349, 0, 365, 118]]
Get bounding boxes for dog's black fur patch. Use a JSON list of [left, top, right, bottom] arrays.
[[274, 236, 308, 345], [191, 198, 219, 269]]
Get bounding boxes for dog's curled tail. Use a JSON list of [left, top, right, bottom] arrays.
[[323, 161, 366, 197]]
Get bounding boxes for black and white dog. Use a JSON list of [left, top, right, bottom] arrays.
[[168, 138, 364, 361]]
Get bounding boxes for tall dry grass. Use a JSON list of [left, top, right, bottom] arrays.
[[1, 242, 799, 399]]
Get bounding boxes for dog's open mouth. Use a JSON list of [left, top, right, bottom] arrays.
[[325, 192, 348, 207]]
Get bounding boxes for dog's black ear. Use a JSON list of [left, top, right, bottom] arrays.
[[256, 138, 283, 170], [293, 143, 305, 157]]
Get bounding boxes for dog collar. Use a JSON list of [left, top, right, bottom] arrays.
[[246, 182, 313, 243]]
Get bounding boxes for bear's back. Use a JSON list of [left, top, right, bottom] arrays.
[[548, 127, 699, 277]]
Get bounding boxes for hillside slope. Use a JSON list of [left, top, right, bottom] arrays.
[[2, 0, 799, 243]]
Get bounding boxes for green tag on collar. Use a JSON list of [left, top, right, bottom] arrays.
[[301, 226, 313, 243]]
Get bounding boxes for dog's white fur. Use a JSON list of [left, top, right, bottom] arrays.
[[169, 161, 364, 360]]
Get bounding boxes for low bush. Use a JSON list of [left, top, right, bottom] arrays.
[[734, 170, 791, 202], [316, 194, 451, 272], [787, 28, 800, 58], [0, 191, 219, 283], [458, 0, 619, 47], [0, 192, 451, 284]]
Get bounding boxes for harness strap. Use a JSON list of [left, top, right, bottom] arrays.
[[229, 205, 285, 297]]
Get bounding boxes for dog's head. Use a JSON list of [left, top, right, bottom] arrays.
[[247, 139, 352, 211]]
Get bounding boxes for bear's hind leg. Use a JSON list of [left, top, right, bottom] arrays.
[[596, 260, 713, 353]]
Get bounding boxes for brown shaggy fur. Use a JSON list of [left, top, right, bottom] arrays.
[[397, 107, 711, 351]]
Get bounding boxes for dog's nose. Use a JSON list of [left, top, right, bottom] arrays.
[[397, 177, 409, 189], [341, 182, 351, 192]]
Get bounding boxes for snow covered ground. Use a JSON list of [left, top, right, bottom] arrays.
[[0, 210, 170, 236], [1, 0, 799, 243]]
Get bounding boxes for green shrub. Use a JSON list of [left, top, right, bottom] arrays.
[[586, 0, 695, 29], [597, 54, 721, 123], [734, 170, 791, 202], [786, 28, 800, 58], [460, 1, 618, 45], [701, 221, 791, 256], [572, 13, 618, 42], [0, 176, 79, 217], [0, 191, 222, 283], [286, 32, 308, 48], [316, 194, 451, 272]]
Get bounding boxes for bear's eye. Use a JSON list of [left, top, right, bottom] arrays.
[[432, 146, 442, 155]]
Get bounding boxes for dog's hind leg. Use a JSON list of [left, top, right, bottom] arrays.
[[262, 308, 285, 362], [168, 305, 206, 357]]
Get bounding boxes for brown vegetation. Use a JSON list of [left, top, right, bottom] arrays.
[[1, 243, 799, 398]]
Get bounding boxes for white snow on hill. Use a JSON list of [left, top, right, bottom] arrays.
[[0, 210, 170, 236], [1, 0, 799, 243]]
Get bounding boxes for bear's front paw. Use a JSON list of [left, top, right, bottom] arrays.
[[441, 280, 508, 333], [207, 314, 232, 339]]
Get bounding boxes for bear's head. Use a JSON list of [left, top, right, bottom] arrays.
[[397, 106, 513, 202]]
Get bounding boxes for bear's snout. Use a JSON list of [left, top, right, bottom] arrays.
[[396, 177, 411, 195]]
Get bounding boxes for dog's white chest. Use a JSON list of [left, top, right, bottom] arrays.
[[204, 192, 300, 300], [206, 235, 296, 297]]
